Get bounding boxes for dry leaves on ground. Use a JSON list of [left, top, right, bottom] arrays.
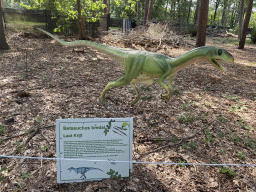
[[0, 28, 256, 191]]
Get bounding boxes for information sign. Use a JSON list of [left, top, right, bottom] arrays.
[[56, 118, 133, 183]]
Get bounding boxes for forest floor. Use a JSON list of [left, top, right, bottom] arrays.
[[0, 26, 256, 191]]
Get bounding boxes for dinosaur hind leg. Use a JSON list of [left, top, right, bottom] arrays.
[[100, 77, 130, 103], [81, 174, 86, 179], [159, 75, 175, 102], [130, 83, 140, 105]]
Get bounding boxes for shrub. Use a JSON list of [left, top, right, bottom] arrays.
[[187, 25, 198, 37], [251, 29, 256, 43]]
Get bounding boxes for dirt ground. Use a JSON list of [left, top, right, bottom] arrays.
[[0, 28, 256, 191]]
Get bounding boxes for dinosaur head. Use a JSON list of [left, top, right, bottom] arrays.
[[207, 47, 234, 72]]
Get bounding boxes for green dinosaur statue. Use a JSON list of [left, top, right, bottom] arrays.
[[38, 28, 234, 105]]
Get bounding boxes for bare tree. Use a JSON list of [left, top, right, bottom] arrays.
[[238, 0, 254, 49], [0, 0, 9, 50], [195, 0, 209, 47]]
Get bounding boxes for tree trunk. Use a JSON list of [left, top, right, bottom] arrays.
[[195, 0, 209, 47], [77, 0, 84, 40], [164, 0, 169, 22], [223, 5, 230, 27], [221, 0, 228, 26], [170, 0, 176, 22], [238, 0, 245, 40], [187, 0, 193, 24], [0, 1, 9, 50], [147, 0, 154, 23], [137, 0, 140, 23], [103, 0, 108, 13], [177, 0, 181, 21], [238, 0, 253, 49], [143, 0, 149, 24], [193, 0, 200, 24], [213, 0, 220, 22], [229, 1, 238, 28]]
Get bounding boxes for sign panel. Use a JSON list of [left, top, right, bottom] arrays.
[[56, 118, 133, 183]]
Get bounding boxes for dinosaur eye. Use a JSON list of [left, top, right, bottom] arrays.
[[218, 49, 222, 55]]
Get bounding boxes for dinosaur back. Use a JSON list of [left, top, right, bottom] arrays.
[[38, 28, 127, 64]]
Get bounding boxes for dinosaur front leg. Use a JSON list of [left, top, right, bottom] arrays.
[[100, 77, 130, 103], [130, 83, 140, 105]]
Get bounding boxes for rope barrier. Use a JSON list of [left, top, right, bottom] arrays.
[[1, 155, 256, 167]]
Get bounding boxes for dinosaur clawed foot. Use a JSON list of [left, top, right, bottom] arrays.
[[161, 94, 170, 102], [100, 95, 106, 103], [129, 96, 140, 105]]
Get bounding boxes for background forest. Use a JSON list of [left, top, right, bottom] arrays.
[[2, 0, 256, 30]]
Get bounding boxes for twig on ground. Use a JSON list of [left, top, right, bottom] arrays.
[[136, 123, 211, 160]]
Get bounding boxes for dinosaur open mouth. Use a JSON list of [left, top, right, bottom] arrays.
[[210, 58, 226, 72]]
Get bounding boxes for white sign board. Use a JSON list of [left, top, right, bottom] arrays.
[[56, 118, 133, 183]]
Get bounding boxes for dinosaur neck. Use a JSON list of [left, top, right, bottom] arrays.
[[171, 47, 209, 74]]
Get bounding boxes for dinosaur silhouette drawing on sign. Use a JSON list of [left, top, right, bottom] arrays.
[[67, 167, 104, 179]]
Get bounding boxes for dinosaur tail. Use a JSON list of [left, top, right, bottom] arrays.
[[38, 28, 126, 64]]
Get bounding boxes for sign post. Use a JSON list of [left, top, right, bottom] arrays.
[[56, 118, 133, 183]]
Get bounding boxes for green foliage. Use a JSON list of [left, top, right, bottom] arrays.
[[217, 115, 228, 123], [249, 12, 256, 28], [40, 145, 50, 152], [21, 173, 30, 179], [0, 167, 8, 182], [141, 86, 151, 92], [230, 132, 242, 143], [237, 152, 246, 161], [229, 25, 239, 35], [0, 139, 4, 145], [173, 86, 180, 93], [189, 141, 197, 149], [251, 29, 256, 44], [34, 117, 42, 122], [220, 148, 226, 155], [110, 0, 137, 18], [217, 130, 224, 139], [18, 0, 106, 32], [0, 125, 5, 136], [15, 142, 25, 153], [177, 113, 194, 123], [178, 159, 186, 167], [170, 136, 178, 143], [187, 25, 197, 37], [205, 129, 214, 145], [220, 167, 235, 176], [141, 95, 154, 101], [199, 113, 208, 123], [228, 101, 250, 112], [107, 169, 121, 179]]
